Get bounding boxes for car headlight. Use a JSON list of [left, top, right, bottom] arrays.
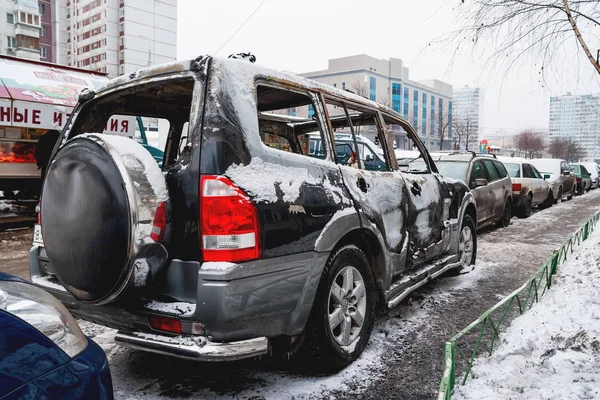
[[0, 281, 88, 358]]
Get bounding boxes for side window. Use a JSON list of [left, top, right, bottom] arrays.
[[256, 84, 325, 158], [492, 160, 508, 179], [482, 159, 500, 182], [561, 161, 569, 172], [324, 97, 389, 171], [530, 165, 542, 179], [382, 113, 430, 173], [522, 164, 535, 178], [470, 161, 487, 187]]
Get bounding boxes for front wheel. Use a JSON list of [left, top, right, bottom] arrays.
[[302, 245, 377, 371]]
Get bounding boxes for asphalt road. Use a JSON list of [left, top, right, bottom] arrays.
[[1, 189, 599, 399]]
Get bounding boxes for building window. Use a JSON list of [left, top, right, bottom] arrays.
[[413, 90, 419, 131], [431, 95, 435, 138], [448, 101, 453, 139], [422, 93, 427, 137], [403, 87, 409, 118], [392, 82, 401, 113], [7, 37, 16, 49], [40, 46, 47, 59], [333, 83, 337, 88], [6, 13, 14, 24], [39, 3, 46, 15], [119, 9, 124, 17], [439, 98, 443, 137], [41, 25, 46, 37], [342, 82, 346, 90], [369, 76, 376, 101]]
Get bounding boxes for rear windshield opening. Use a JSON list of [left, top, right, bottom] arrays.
[[66, 78, 195, 168]]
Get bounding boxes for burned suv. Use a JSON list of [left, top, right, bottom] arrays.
[[30, 56, 477, 369]]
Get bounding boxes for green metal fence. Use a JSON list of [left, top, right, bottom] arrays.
[[438, 210, 600, 400]]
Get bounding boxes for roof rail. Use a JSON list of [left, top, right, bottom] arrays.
[[447, 151, 497, 159]]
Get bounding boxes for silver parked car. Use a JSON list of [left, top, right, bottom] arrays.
[[498, 157, 553, 218], [529, 158, 576, 203], [413, 152, 513, 230], [581, 162, 600, 189]]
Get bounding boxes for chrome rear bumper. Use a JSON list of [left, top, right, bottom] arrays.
[[115, 331, 269, 362]]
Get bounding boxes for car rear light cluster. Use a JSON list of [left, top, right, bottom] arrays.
[[36, 202, 41, 224], [200, 175, 260, 263], [150, 202, 167, 242], [149, 315, 182, 334], [512, 183, 522, 193], [577, 177, 582, 183]]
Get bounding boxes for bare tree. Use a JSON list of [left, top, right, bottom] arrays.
[[548, 137, 585, 161], [452, 116, 478, 151], [436, 104, 451, 151], [515, 130, 545, 158], [351, 80, 369, 99], [451, 0, 600, 80]]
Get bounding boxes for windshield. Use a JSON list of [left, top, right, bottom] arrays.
[[504, 163, 520, 178], [433, 161, 470, 181]]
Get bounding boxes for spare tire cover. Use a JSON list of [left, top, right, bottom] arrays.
[[42, 134, 169, 304]]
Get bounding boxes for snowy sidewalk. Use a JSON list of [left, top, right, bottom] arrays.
[[454, 223, 600, 400]]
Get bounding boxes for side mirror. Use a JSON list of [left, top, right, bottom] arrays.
[[366, 154, 374, 162], [543, 174, 551, 180], [474, 178, 488, 188], [563, 170, 571, 176]]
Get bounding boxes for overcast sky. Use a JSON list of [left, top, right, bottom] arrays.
[[176, 0, 600, 137]]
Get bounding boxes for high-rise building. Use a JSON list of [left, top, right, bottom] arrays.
[[0, 0, 43, 61], [549, 93, 600, 161], [453, 86, 484, 150], [300, 55, 454, 151], [66, 0, 177, 77]]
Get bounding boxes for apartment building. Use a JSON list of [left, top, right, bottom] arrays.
[[0, 0, 43, 61], [549, 93, 600, 161], [300, 55, 454, 151], [452, 86, 484, 150], [66, 0, 177, 77]]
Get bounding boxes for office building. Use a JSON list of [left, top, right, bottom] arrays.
[[300, 55, 454, 150], [453, 86, 484, 150]]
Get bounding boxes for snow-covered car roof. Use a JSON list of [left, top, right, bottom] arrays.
[[496, 156, 530, 164], [90, 56, 410, 126]]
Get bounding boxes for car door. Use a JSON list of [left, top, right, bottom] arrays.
[[323, 98, 409, 273], [521, 163, 539, 202], [528, 164, 546, 203], [469, 160, 494, 225], [561, 161, 575, 193], [481, 159, 506, 221]]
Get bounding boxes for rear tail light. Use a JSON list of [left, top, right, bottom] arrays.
[[512, 183, 522, 192], [150, 202, 167, 242], [200, 175, 260, 263], [36, 203, 41, 224], [577, 177, 582, 183], [148, 315, 182, 334]]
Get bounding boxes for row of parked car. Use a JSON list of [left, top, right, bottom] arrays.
[[4, 55, 599, 399]]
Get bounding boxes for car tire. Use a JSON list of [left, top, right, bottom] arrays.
[[447, 214, 477, 277], [301, 245, 377, 371], [539, 190, 553, 210], [497, 200, 512, 228], [555, 187, 562, 204], [567, 185, 575, 200], [518, 195, 532, 218]]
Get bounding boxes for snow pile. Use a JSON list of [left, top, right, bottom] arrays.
[[132, 332, 208, 348], [454, 224, 600, 400], [0, 200, 12, 214], [144, 300, 196, 317], [79, 133, 168, 201], [31, 276, 67, 292], [226, 157, 350, 205]]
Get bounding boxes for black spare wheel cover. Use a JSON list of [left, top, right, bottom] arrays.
[[42, 137, 131, 303], [42, 134, 170, 304]]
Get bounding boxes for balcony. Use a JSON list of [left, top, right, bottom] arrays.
[[15, 24, 40, 38], [16, 48, 41, 61]]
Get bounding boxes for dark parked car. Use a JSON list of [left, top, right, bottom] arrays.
[[411, 153, 512, 230], [0, 273, 112, 399], [30, 55, 477, 370], [570, 163, 592, 195], [529, 158, 576, 203]]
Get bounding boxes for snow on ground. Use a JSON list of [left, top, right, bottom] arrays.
[[77, 259, 491, 400], [0, 200, 13, 214], [454, 221, 600, 400]]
